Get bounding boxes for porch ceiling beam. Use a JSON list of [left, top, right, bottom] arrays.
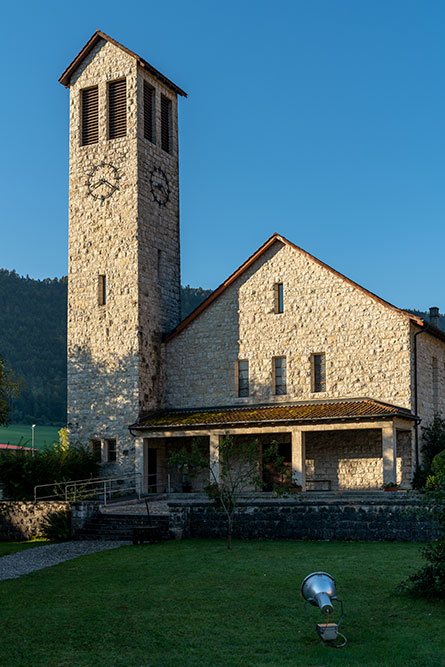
[[136, 418, 406, 438]]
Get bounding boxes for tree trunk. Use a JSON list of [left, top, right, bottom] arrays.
[[227, 517, 232, 550]]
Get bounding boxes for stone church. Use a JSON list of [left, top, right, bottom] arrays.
[[60, 31, 445, 494]]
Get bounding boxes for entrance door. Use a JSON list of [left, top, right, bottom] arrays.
[[262, 442, 292, 491], [147, 448, 158, 493]]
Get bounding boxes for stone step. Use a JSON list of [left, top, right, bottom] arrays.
[[75, 512, 170, 541]]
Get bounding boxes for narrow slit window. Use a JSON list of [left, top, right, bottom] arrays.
[[312, 353, 326, 392], [98, 275, 106, 306], [274, 283, 284, 313], [105, 439, 117, 462], [238, 360, 249, 397], [144, 81, 155, 143], [160, 94, 172, 153], [157, 249, 162, 278], [274, 357, 287, 395], [81, 86, 99, 145], [108, 79, 127, 139]]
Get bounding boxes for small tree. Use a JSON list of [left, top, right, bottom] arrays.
[[414, 416, 445, 488], [0, 356, 21, 426], [168, 434, 296, 549]]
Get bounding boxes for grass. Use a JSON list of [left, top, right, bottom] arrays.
[[0, 424, 62, 451], [0, 539, 50, 557], [0, 540, 444, 666]]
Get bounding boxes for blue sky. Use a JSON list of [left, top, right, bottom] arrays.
[[1, 0, 444, 310]]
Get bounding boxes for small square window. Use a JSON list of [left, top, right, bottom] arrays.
[[238, 360, 249, 397], [105, 439, 117, 462], [273, 357, 287, 395], [274, 283, 284, 313]]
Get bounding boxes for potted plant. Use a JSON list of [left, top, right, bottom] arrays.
[[382, 481, 399, 491]]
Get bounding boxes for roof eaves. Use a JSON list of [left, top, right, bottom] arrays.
[[59, 30, 187, 97]]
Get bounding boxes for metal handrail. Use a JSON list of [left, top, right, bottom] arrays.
[[34, 473, 142, 504]]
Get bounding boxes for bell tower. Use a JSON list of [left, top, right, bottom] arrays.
[[59, 31, 186, 473]]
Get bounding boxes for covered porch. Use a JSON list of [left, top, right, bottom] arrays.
[[130, 399, 416, 494]]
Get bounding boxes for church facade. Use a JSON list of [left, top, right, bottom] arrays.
[[60, 32, 445, 494]]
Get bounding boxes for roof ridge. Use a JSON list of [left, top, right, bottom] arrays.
[[59, 30, 187, 96], [165, 233, 425, 343]]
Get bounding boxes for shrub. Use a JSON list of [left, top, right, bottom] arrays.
[[40, 509, 72, 541], [0, 442, 100, 500], [414, 416, 445, 489]]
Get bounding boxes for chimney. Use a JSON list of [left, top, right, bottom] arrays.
[[429, 306, 440, 328]]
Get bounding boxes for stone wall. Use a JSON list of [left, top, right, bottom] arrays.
[[414, 327, 445, 432], [168, 496, 439, 543], [165, 242, 413, 411], [0, 502, 69, 541], [305, 428, 412, 490]]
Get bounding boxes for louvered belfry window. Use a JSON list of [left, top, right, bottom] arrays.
[[144, 81, 155, 143], [108, 79, 127, 139], [81, 86, 99, 146], [160, 94, 172, 152]]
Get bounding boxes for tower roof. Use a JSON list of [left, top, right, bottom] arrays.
[[59, 29, 187, 97]]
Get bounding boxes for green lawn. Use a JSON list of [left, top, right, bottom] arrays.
[[0, 540, 50, 557], [0, 424, 62, 451], [0, 539, 443, 666]]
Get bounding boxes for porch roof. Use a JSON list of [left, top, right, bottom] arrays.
[[131, 398, 415, 431]]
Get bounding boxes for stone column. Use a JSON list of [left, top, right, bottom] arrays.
[[209, 433, 220, 484], [291, 429, 306, 490], [382, 422, 397, 486]]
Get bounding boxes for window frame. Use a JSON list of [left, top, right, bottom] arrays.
[[105, 438, 117, 463], [160, 94, 172, 153], [108, 78, 127, 140], [98, 274, 106, 306], [237, 359, 249, 398], [311, 353, 326, 393], [274, 283, 284, 314], [273, 356, 287, 396], [81, 85, 99, 146]]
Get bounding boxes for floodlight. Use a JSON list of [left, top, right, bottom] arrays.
[[301, 571, 347, 647]]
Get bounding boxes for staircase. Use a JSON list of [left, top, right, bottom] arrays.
[[75, 512, 170, 541]]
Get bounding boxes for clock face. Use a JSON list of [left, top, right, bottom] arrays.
[[86, 162, 121, 201], [149, 167, 170, 206]]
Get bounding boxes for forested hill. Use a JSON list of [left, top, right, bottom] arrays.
[[0, 270, 67, 425], [0, 271, 212, 425]]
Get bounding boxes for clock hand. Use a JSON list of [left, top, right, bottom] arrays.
[[91, 178, 105, 190], [102, 178, 119, 191]]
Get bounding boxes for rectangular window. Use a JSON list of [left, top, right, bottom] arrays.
[[98, 275, 106, 306], [312, 353, 326, 392], [238, 360, 249, 397], [108, 79, 127, 139], [81, 86, 99, 145], [160, 94, 172, 153], [144, 81, 155, 143], [105, 439, 117, 462], [433, 356, 439, 413], [274, 357, 287, 395], [89, 439, 102, 461], [274, 283, 284, 313]]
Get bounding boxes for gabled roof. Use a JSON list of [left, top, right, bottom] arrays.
[[165, 232, 430, 343], [131, 398, 415, 431], [59, 30, 187, 97]]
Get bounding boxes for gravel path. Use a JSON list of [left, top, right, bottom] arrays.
[[0, 541, 129, 582]]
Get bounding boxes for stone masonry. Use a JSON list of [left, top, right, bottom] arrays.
[[165, 241, 414, 409], [65, 36, 182, 475]]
